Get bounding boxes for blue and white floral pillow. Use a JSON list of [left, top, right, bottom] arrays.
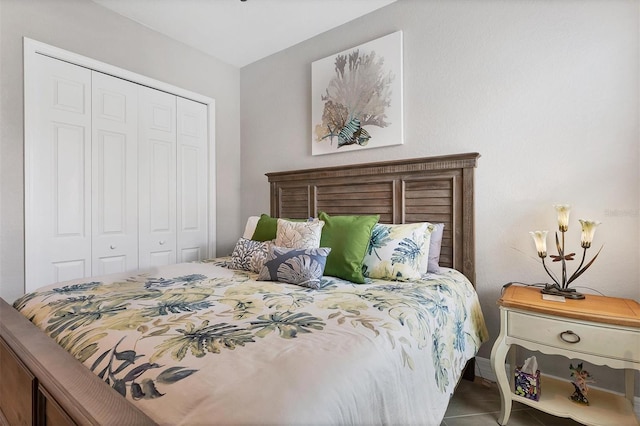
[[257, 246, 331, 289], [362, 222, 433, 281], [229, 238, 272, 273]]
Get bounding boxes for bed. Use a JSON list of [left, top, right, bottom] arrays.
[[0, 152, 487, 426]]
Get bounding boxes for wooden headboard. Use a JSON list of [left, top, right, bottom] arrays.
[[266, 152, 480, 285]]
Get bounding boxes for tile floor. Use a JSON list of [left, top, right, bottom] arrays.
[[442, 379, 583, 426]]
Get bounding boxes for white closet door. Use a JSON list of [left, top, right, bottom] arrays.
[[91, 72, 139, 275], [138, 86, 177, 268], [25, 54, 92, 292], [177, 97, 208, 262]]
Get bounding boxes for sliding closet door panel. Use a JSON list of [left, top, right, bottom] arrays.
[[91, 72, 139, 276], [139, 87, 177, 268], [25, 54, 92, 292], [26, 43, 213, 291], [55, 128, 86, 235], [177, 97, 208, 262]]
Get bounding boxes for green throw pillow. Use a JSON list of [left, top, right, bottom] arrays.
[[251, 214, 305, 241], [318, 211, 379, 284]]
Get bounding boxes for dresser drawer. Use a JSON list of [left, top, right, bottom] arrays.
[[508, 311, 640, 363]]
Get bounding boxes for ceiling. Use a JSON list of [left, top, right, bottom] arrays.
[[91, 0, 397, 68]]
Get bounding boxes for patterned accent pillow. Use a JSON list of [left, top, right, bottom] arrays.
[[257, 246, 331, 289], [229, 238, 271, 273], [362, 222, 433, 281], [274, 218, 324, 249]]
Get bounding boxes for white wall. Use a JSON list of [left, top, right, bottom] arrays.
[[0, 0, 242, 303], [241, 0, 639, 391], [0, 0, 637, 396]]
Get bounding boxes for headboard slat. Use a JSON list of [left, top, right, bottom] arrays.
[[266, 152, 480, 285]]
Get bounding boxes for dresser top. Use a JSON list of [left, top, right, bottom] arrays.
[[498, 285, 640, 328]]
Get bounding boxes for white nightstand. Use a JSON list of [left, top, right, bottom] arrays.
[[490, 285, 640, 426]]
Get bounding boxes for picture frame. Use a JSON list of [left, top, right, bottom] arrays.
[[311, 31, 403, 156]]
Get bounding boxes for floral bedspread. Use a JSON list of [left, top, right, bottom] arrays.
[[14, 258, 488, 425]]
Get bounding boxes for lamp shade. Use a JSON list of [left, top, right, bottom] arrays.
[[579, 219, 601, 249], [553, 204, 571, 232], [529, 231, 548, 258]]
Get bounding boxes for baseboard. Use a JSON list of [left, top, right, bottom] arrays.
[[475, 356, 499, 382], [474, 356, 640, 419]]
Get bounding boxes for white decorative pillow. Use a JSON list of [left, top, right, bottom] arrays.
[[427, 223, 445, 273], [362, 222, 433, 281], [242, 216, 261, 239], [274, 218, 324, 249], [229, 238, 271, 273]]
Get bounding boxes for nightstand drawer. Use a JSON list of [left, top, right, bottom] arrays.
[[508, 311, 640, 363]]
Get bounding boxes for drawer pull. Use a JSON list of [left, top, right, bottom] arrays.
[[560, 330, 581, 344]]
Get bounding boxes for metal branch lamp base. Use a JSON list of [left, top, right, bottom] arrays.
[[541, 284, 586, 300]]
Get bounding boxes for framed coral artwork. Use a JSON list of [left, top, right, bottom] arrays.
[[312, 31, 403, 156]]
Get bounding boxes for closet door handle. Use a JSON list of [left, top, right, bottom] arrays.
[[159, 240, 166, 245], [560, 330, 580, 344], [110, 245, 116, 250]]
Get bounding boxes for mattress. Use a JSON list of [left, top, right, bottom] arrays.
[[14, 258, 488, 425]]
